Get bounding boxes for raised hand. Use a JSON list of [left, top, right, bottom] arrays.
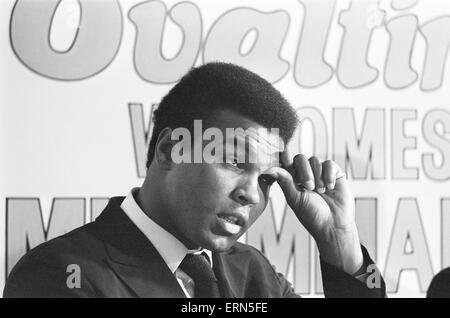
[[265, 153, 364, 274]]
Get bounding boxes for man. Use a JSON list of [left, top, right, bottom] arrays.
[[4, 63, 385, 298]]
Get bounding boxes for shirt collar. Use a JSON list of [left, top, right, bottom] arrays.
[[120, 188, 212, 273]]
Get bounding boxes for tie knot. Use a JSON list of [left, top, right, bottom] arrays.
[[179, 253, 220, 298], [180, 253, 214, 278]]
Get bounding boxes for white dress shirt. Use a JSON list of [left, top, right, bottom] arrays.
[[120, 188, 212, 298]]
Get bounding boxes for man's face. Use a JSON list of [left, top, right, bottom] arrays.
[[164, 110, 284, 252]]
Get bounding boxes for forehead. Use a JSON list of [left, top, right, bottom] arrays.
[[207, 109, 285, 167], [223, 128, 283, 156]]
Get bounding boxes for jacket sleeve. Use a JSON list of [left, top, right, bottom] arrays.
[[275, 245, 386, 298], [276, 271, 302, 298], [319, 245, 386, 298], [427, 267, 450, 298], [3, 249, 99, 298]]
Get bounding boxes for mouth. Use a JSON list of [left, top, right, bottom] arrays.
[[216, 212, 247, 236], [218, 215, 239, 225], [217, 212, 247, 226]]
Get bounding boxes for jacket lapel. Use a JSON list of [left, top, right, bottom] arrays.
[[95, 197, 186, 298]]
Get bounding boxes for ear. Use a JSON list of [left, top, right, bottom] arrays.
[[154, 127, 176, 169]]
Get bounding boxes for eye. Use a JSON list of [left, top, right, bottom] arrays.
[[229, 158, 239, 167], [224, 157, 243, 170]]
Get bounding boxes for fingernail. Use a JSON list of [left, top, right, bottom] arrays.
[[326, 183, 335, 190], [317, 187, 326, 194]]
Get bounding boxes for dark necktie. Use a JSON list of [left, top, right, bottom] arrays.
[[179, 253, 220, 298]]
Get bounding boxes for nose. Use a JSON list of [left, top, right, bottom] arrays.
[[231, 175, 260, 206]]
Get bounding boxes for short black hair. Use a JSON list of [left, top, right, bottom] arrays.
[[146, 62, 299, 168]]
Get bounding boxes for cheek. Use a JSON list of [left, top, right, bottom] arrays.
[[247, 190, 270, 227], [171, 165, 233, 210], [197, 164, 231, 186]]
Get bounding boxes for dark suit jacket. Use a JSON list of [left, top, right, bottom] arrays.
[[427, 267, 450, 298], [3, 197, 386, 298]]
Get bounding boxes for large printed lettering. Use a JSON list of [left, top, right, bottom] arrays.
[[384, 198, 434, 293], [294, 0, 335, 88], [295, 107, 328, 160], [4, 195, 449, 295], [129, 103, 158, 178], [129, 1, 201, 83], [337, 0, 384, 88], [391, 109, 418, 180], [333, 108, 385, 179], [129, 105, 450, 182], [5, 198, 111, 275], [385, 15, 419, 89], [204, 8, 290, 83], [420, 16, 450, 91], [8, 0, 450, 90], [6, 198, 85, 274], [422, 109, 450, 181], [10, 0, 122, 80]]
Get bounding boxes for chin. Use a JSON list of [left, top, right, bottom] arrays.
[[203, 235, 237, 252]]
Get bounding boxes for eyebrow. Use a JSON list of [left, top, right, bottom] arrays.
[[223, 135, 281, 152], [222, 138, 281, 168]]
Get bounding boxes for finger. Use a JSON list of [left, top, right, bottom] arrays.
[[279, 150, 293, 172], [322, 160, 337, 190], [293, 154, 315, 191], [309, 156, 325, 193], [264, 166, 300, 205], [335, 169, 347, 189]]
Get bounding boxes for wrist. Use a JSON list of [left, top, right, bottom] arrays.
[[315, 223, 364, 275]]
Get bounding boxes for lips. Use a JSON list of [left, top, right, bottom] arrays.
[[217, 211, 247, 227], [219, 215, 239, 224], [216, 211, 248, 236]]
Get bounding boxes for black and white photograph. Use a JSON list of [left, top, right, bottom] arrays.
[[1, 0, 450, 300]]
